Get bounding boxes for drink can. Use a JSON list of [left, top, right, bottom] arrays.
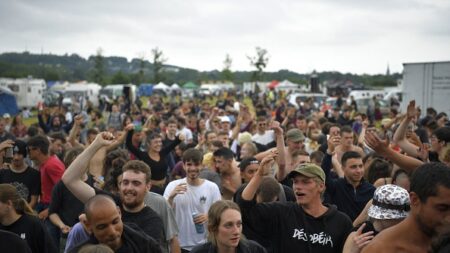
[[192, 212, 205, 234]]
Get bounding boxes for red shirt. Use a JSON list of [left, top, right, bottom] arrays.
[[40, 155, 65, 204]]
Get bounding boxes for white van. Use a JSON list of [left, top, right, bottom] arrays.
[[0, 77, 46, 109], [100, 84, 137, 103], [63, 83, 102, 107]]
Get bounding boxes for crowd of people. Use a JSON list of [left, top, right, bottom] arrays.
[[0, 91, 449, 253]]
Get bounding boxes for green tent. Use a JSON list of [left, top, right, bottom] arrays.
[[183, 81, 198, 89]]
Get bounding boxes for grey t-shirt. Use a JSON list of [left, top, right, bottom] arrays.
[[144, 191, 179, 253]]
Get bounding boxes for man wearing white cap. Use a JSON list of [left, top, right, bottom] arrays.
[[220, 116, 232, 137]]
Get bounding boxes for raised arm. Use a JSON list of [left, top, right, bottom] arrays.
[[322, 135, 341, 191], [230, 116, 243, 141], [358, 119, 369, 146], [365, 131, 423, 173], [68, 115, 84, 148], [37, 113, 50, 133], [242, 152, 277, 201], [124, 124, 144, 158], [393, 100, 420, 157], [270, 121, 288, 181], [62, 132, 115, 203]]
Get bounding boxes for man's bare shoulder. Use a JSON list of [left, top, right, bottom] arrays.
[[361, 236, 392, 253], [362, 224, 405, 253]]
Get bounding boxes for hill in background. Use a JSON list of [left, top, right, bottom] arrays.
[[0, 52, 400, 87]]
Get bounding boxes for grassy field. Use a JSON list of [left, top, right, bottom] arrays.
[[22, 95, 251, 128]]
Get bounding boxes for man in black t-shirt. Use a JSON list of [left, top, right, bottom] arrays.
[[62, 133, 166, 248], [0, 140, 40, 208]]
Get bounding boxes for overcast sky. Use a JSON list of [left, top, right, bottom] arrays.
[[0, 0, 449, 74]]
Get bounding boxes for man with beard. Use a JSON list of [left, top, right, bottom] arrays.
[[164, 148, 221, 253], [61, 132, 165, 246], [362, 162, 450, 253], [38, 113, 72, 134], [69, 194, 161, 253]]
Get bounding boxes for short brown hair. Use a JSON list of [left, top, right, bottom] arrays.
[[182, 148, 203, 164], [122, 160, 152, 183]]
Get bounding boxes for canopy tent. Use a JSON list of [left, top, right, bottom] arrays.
[[276, 80, 299, 90], [267, 80, 279, 89], [153, 82, 170, 90], [170, 83, 181, 90], [0, 87, 19, 116], [183, 82, 199, 89]]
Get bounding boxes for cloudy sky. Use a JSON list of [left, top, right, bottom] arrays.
[[0, 0, 449, 74]]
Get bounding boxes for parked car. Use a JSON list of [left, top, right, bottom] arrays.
[[355, 98, 390, 116], [287, 93, 328, 109]]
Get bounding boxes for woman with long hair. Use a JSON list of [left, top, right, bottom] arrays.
[[0, 184, 58, 253], [10, 114, 28, 138], [191, 200, 266, 253], [124, 124, 184, 194]]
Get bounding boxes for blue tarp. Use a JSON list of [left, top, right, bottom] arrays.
[[0, 87, 19, 116], [138, 84, 154, 96]]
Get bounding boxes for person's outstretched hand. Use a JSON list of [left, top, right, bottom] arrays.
[[365, 131, 389, 155]]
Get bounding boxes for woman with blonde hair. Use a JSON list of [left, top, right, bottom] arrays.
[[191, 200, 266, 253], [0, 184, 58, 253]]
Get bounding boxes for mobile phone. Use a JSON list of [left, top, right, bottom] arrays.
[[133, 121, 142, 132], [4, 147, 13, 163]]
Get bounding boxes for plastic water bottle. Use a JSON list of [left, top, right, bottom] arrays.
[[192, 212, 205, 234]]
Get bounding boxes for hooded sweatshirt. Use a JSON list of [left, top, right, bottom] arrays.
[[237, 199, 352, 253]]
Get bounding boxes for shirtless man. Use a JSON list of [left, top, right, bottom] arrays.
[[362, 162, 450, 253], [335, 126, 364, 161], [213, 147, 241, 200]]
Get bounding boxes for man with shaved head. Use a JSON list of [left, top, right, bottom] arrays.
[[69, 194, 161, 253]]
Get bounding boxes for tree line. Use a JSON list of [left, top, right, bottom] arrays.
[[0, 48, 400, 87]]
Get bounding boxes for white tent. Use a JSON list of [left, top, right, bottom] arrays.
[[153, 82, 169, 90], [276, 80, 299, 91], [170, 83, 181, 90]]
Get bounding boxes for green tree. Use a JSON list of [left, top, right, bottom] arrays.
[[92, 48, 105, 85], [247, 47, 269, 81], [136, 53, 146, 84], [111, 71, 130, 84], [151, 47, 167, 83], [221, 53, 233, 81]]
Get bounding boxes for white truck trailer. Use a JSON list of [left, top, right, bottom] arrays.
[[401, 61, 450, 115]]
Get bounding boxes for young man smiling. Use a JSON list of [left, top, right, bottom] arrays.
[[322, 135, 375, 221], [62, 133, 165, 246], [164, 148, 221, 253]]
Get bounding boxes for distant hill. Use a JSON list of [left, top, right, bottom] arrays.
[[0, 52, 401, 87]]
